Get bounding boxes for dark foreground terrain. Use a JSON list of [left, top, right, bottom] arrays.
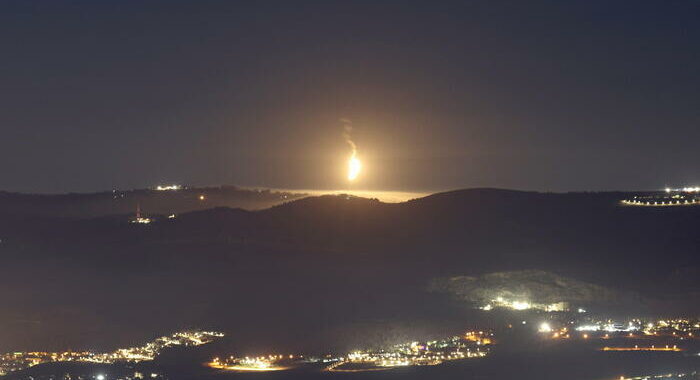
[[0, 188, 699, 357], [6, 343, 700, 380]]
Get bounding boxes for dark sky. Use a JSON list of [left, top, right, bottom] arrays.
[[1, 0, 699, 193]]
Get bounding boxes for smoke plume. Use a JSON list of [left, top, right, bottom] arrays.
[[340, 118, 356, 155]]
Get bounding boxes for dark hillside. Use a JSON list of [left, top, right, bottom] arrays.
[[0, 186, 305, 218], [1, 188, 699, 353]]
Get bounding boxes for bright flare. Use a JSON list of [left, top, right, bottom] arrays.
[[348, 155, 361, 181]]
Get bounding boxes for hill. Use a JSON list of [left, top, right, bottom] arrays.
[[147, 189, 700, 284], [1, 188, 699, 353], [0, 185, 306, 218]]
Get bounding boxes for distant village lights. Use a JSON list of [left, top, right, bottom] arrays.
[[665, 186, 700, 193], [621, 186, 700, 207], [154, 185, 182, 191], [0, 331, 224, 376], [480, 296, 569, 312]]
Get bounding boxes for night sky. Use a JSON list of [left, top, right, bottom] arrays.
[[1, 0, 699, 193]]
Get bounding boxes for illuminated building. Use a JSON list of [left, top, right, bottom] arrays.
[[130, 203, 152, 224]]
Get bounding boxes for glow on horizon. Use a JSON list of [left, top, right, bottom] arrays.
[[208, 364, 290, 372], [269, 188, 429, 203]]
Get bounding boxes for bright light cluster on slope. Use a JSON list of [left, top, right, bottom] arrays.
[[154, 185, 182, 191], [209, 355, 291, 372], [0, 330, 224, 376], [480, 296, 569, 312]]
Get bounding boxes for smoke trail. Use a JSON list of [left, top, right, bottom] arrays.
[[341, 118, 361, 181], [340, 118, 356, 155]]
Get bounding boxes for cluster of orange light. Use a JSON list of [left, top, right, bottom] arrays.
[[208, 355, 295, 372], [465, 331, 492, 345], [602, 345, 681, 352]]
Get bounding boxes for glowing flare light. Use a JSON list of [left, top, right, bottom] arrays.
[[348, 154, 361, 181]]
